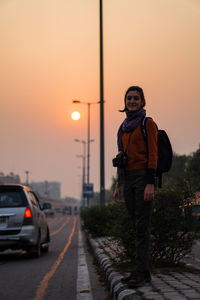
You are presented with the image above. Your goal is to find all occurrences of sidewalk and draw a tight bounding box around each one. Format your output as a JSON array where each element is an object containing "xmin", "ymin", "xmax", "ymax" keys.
[{"xmin": 88, "ymin": 236, "xmax": 200, "ymax": 300}]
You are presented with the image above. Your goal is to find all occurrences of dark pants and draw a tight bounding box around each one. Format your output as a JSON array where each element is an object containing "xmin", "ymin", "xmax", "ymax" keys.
[{"xmin": 123, "ymin": 169, "xmax": 153, "ymax": 273}]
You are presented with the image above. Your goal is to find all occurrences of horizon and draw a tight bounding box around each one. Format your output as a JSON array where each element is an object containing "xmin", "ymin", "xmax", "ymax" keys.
[{"xmin": 0, "ymin": 0, "xmax": 200, "ymax": 199}]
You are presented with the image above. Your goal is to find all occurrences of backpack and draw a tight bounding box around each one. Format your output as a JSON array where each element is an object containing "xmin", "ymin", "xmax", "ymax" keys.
[{"xmin": 141, "ymin": 117, "xmax": 173, "ymax": 188}]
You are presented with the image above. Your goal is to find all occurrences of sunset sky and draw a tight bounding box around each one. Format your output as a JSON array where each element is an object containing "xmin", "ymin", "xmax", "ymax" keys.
[{"xmin": 0, "ymin": 0, "xmax": 200, "ymax": 199}]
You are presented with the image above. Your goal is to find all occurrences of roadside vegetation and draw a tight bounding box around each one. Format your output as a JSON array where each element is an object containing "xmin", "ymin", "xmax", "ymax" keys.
[{"xmin": 81, "ymin": 145, "xmax": 200, "ymax": 268}]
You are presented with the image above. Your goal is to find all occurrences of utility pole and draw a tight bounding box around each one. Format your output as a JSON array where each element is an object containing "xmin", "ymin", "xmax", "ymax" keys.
[
  {"xmin": 99, "ymin": 0, "xmax": 105, "ymax": 205},
  {"xmin": 25, "ymin": 170, "xmax": 29, "ymax": 186}
]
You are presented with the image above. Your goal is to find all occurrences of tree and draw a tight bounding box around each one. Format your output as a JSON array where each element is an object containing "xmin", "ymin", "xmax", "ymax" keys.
[
  {"xmin": 163, "ymin": 153, "xmax": 188, "ymax": 187},
  {"xmin": 185, "ymin": 145, "xmax": 200, "ymax": 191}
]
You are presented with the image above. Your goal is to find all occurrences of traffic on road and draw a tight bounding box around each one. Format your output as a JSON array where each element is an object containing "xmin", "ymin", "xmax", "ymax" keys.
[{"xmin": 0, "ymin": 210, "xmax": 80, "ymax": 300}]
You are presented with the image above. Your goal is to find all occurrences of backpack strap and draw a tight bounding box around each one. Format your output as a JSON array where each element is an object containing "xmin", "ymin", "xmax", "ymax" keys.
[
  {"xmin": 141, "ymin": 117, "xmax": 152, "ymax": 140},
  {"xmin": 141, "ymin": 117, "xmax": 151, "ymax": 168},
  {"xmin": 141, "ymin": 117, "xmax": 162, "ymax": 187}
]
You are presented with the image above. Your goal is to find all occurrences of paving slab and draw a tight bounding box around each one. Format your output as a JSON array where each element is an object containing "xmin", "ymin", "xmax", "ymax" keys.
[{"xmin": 87, "ymin": 235, "xmax": 200, "ymax": 300}]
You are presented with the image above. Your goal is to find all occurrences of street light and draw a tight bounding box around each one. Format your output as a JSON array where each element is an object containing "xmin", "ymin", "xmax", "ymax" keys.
[
  {"xmin": 76, "ymin": 154, "xmax": 85, "ymax": 206},
  {"xmin": 75, "ymin": 139, "xmax": 86, "ymax": 188},
  {"xmin": 99, "ymin": 0, "xmax": 105, "ymax": 205},
  {"xmin": 72, "ymin": 1, "xmax": 105, "ymax": 206},
  {"xmin": 72, "ymin": 100, "xmax": 98, "ymax": 200},
  {"xmin": 75, "ymin": 138, "xmax": 95, "ymax": 208},
  {"xmin": 25, "ymin": 170, "xmax": 30, "ymax": 186}
]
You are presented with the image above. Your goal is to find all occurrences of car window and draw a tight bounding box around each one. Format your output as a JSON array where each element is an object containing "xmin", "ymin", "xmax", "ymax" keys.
[
  {"xmin": 0, "ymin": 191, "xmax": 27, "ymax": 208},
  {"xmin": 28, "ymin": 192, "xmax": 41, "ymax": 209},
  {"xmin": 32, "ymin": 192, "xmax": 42, "ymax": 209},
  {"xmin": 43, "ymin": 203, "xmax": 52, "ymax": 209}
]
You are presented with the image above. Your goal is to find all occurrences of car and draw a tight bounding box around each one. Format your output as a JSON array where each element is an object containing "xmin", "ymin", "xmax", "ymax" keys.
[
  {"xmin": 0, "ymin": 184, "xmax": 50, "ymax": 257},
  {"xmin": 42, "ymin": 202, "xmax": 55, "ymax": 217},
  {"xmin": 62, "ymin": 206, "xmax": 72, "ymax": 215}
]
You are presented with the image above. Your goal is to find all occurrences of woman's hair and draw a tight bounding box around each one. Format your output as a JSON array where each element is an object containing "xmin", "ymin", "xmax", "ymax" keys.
[{"xmin": 120, "ymin": 85, "xmax": 146, "ymax": 112}]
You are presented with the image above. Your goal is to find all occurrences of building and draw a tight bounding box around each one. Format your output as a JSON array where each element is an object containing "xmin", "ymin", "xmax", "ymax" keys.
[
  {"xmin": 30, "ymin": 181, "xmax": 61, "ymax": 200},
  {"xmin": 0, "ymin": 172, "xmax": 21, "ymax": 184}
]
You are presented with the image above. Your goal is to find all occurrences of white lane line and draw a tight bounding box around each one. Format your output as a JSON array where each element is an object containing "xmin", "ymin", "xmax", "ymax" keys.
[
  {"xmin": 187, "ymin": 254, "xmax": 200, "ymax": 263},
  {"xmin": 76, "ymin": 227, "xmax": 93, "ymax": 300}
]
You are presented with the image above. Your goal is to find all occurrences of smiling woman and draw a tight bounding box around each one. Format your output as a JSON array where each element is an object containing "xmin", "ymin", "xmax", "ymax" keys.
[{"xmin": 72, "ymin": 111, "xmax": 80, "ymax": 121}]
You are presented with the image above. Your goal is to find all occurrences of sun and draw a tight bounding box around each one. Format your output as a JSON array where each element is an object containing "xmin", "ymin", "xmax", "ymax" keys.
[{"xmin": 72, "ymin": 111, "xmax": 80, "ymax": 121}]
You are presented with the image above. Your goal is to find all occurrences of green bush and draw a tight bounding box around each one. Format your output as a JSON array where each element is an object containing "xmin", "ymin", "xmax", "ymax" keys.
[
  {"xmin": 80, "ymin": 205, "xmax": 109, "ymax": 237},
  {"xmin": 151, "ymin": 187, "xmax": 199, "ymax": 266},
  {"xmin": 81, "ymin": 187, "xmax": 200, "ymax": 267}
]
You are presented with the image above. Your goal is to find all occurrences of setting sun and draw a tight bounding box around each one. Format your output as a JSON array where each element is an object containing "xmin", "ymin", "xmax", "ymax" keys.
[{"xmin": 72, "ymin": 111, "xmax": 80, "ymax": 121}]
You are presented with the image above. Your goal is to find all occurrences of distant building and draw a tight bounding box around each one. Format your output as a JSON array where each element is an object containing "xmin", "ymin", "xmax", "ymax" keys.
[
  {"xmin": 0, "ymin": 172, "xmax": 21, "ymax": 184},
  {"xmin": 30, "ymin": 181, "xmax": 61, "ymax": 200}
]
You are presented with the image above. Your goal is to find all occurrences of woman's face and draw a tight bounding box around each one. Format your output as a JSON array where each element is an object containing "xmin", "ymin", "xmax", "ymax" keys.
[{"xmin": 125, "ymin": 90, "xmax": 144, "ymax": 112}]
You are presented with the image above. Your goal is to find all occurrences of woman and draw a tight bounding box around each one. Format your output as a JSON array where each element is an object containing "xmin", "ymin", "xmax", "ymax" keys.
[{"xmin": 113, "ymin": 86, "xmax": 158, "ymax": 287}]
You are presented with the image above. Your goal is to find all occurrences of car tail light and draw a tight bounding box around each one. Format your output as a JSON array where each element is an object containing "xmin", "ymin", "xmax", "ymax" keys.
[{"xmin": 23, "ymin": 207, "xmax": 33, "ymax": 225}]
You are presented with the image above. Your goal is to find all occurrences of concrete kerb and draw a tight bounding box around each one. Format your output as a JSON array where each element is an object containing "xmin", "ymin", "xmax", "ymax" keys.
[
  {"xmin": 87, "ymin": 235, "xmax": 141, "ymax": 300},
  {"xmin": 85, "ymin": 232, "xmax": 200, "ymax": 300},
  {"xmin": 117, "ymin": 289, "xmax": 140, "ymax": 300}
]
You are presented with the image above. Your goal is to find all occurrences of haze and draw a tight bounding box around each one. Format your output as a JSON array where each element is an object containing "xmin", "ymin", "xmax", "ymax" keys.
[{"xmin": 0, "ymin": 0, "xmax": 200, "ymax": 198}]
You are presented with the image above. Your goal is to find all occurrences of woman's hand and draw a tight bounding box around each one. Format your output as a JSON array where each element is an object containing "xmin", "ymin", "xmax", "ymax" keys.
[
  {"xmin": 144, "ymin": 184, "xmax": 154, "ymax": 201},
  {"xmin": 113, "ymin": 182, "xmax": 121, "ymax": 203}
]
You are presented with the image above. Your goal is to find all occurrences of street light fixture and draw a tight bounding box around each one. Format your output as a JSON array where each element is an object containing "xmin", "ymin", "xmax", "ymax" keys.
[
  {"xmin": 25, "ymin": 170, "xmax": 30, "ymax": 186},
  {"xmin": 75, "ymin": 139, "xmax": 86, "ymax": 195},
  {"xmin": 76, "ymin": 154, "xmax": 85, "ymax": 206},
  {"xmin": 75, "ymin": 138, "xmax": 94, "ymax": 207},
  {"xmin": 72, "ymin": 1, "xmax": 105, "ymax": 205},
  {"xmin": 72, "ymin": 100, "xmax": 99, "ymax": 204}
]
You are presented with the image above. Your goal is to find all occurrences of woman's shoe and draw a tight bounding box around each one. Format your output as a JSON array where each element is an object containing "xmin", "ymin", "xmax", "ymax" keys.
[
  {"xmin": 144, "ymin": 270, "xmax": 151, "ymax": 283},
  {"xmin": 127, "ymin": 272, "xmax": 146, "ymax": 288},
  {"xmin": 121, "ymin": 273, "xmax": 133, "ymax": 283},
  {"xmin": 121, "ymin": 270, "xmax": 151, "ymax": 284}
]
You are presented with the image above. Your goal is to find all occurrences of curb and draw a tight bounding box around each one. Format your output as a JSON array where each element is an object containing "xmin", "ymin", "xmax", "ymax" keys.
[{"xmin": 87, "ymin": 236, "xmax": 141, "ymax": 300}]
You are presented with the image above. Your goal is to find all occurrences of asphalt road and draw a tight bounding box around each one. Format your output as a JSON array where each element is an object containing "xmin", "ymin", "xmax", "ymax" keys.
[
  {"xmin": 184, "ymin": 240, "xmax": 200, "ymax": 269},
  {"xmin": 0, "ymin": 214, "xmax": 110, "ymax": 300}
]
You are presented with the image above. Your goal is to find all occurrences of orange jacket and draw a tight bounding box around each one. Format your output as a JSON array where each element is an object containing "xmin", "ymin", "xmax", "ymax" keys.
[{"xmin": 122, "ymin": 118, "xmax": 158, "ymax": 171}]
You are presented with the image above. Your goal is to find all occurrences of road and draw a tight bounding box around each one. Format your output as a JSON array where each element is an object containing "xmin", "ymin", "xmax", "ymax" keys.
[
  {"xmin": 184, "ymin": 240, "xmax": 200, "ymax": 270},
  {"xmin": 0, "ymin": 214, "xmax": 110, "ymax": 300}
]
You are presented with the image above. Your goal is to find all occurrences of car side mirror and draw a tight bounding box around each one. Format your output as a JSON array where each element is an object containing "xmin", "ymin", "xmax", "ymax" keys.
[{"xmin": 42, "ymin": 202, "xmax": 52, "ymax": 210}]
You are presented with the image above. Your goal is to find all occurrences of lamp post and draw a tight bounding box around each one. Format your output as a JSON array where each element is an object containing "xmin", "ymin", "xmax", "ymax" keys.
[
  {"xmin": 76, "ymin": 155, "xmax": 85, "ymax": 206},
  {"xmin": 71, "ymin": 1, "xmax": 105, "ymax": 205},
  {"xmin": 25, "ymin": 170, "xmax": 29, "ymax": 186},
  {"xmin": 75, "ymin": 139, "xmax": 86, "ymax": 188},
  {"xmin": 75, "ymin": 138, "xmax": 94, "ymax": 208},
  {"xmin": 99, "ymin": 0, "xmax": 105, "ymax": 205},
  {"xmin": 75, "ymin": 139, "xmax": 89, "ymax": 207},
  {"xmin": 73, "ymin": 100, "xmax": 98, "ymax": 206}
]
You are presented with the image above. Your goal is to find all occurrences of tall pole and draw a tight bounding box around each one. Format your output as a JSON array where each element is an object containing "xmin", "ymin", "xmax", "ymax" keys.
[
  {"xmin": 82, "ymin": 141, "xmax": 86, "ymax": 188},
  {"xmin": 75, "ymin": 139, "xmax": 86, "ymax": 207},
  {"xmin": 72, "ymin": 100, "xmax": 97, "ymax": 206},
  {"xmin": 87, "ymin": 103, "xmax": 90, "ymax": 184},
  {"xmin": 87, "ymin": 104, "xmax": 90, "ymax": 208},
  {"xmin": 25, "ymin": 170, "xmax": 29, "ymax": 186},
  {"xmin": 99, "ymin": 0, "xmax": 105, "ymax": 205},
  {"xmin": 82, "ymin": 142, "xmax": 86, "ymax": 208}
]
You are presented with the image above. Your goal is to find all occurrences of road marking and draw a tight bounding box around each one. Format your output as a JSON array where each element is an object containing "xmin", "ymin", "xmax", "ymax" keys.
[
  {"xmin": 33, "ymin": 216, "xmax": 78, "ymax": 300},
  {"xmin": 50, "ymin": 216, "xmax": 70, "ymax": 236},
  {"xmin": 76, "ymin": 227, "xmax": 93, "ymax": 300},
  {"xmin": 196, "ymin": 240, "xmax": 200, "ymax": 246},
  {"xmin": 187, "ymin": 254, "xmax": 200, "ymax": 263}
]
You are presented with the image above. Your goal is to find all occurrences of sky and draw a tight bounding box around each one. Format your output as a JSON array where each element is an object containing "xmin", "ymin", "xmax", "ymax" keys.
[{"xmin": 0, "ymin": 0, "xmax": 200, "ymax": 199}]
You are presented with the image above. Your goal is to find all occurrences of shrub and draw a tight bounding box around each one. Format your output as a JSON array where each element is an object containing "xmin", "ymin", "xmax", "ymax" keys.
[
  {"xmin": 81, "ymin": 187, "xmax": 200, "ymax": 267},
  {"xmin": 80, "ymin": 205, "xmax": 109, "ymax": 237},
  {"xmin": 151, "ymin": 187, "xmax": 199, "ymax": 266}
]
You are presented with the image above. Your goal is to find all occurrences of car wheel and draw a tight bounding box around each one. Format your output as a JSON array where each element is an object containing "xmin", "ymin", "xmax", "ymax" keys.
[
  {"xmin": 41, "ymin": 243, "xmax": 49, "ymax": 253},
  {"xmin": 41, "ymin": 227, "xmax": 50, "ymax": 253},
  {"xmin": 30, "ymin": 232, "xmax": 41, "ymax": 258}
]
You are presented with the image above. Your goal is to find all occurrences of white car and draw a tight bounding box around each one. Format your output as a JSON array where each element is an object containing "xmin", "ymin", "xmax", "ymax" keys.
[{"xmin": 0, "ymin": 184, "xmax": 50, "ymax": 257}]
